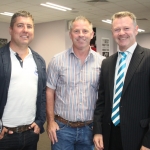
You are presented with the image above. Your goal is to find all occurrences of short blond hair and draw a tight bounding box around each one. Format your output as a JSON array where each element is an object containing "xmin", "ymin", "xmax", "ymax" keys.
[
  {"xmin": 10, "ymin": 10, "xmax": 34, "ymax": 28},
  {"xmin": 111, "ymin": 11, "xmax": 137, "ymax": 26},
  {"xmin": 69, "ymin": 16, "xmax": 93, "ymax": 31}
]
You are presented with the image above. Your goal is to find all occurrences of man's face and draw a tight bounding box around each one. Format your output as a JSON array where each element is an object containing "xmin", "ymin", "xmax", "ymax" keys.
[
  {"xmin": 69, "ymin": 20, "xmax": 94, "ymax": 51},
  {"xmin": 9, "ymin": 16, "xmax": 34, "ymax": 47},
  {"xmin": 112, "ymin": 16, "xmax": 138, "ymax": 51}
]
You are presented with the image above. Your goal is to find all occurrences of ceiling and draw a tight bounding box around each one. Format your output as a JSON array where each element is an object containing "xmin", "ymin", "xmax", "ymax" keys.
[{"xmin": 0, "ymin": 0, "xmax": 150, "ymax": 33}]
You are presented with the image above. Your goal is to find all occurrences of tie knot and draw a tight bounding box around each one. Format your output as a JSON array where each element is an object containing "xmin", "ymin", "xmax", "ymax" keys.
[{"xmin": 120, "ymin": 52, "xmax": 128, "ymax": 59}]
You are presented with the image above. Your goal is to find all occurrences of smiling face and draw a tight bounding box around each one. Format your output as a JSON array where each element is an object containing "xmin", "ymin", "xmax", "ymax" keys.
[
  {"xmin": 9, "ymin": 16, "xmax": 34, "ymax": 48},
  {"xmin": 69, "ymin": 19, "xmax": 94, "ymax": 51},
  {"xmin": 112, "ymin": 16, "xmax": 138, "ymax": 51}
]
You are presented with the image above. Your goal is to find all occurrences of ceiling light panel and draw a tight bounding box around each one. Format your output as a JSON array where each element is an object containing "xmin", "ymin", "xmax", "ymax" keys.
[
  {"xmin": 0, "ymin": 12, "xmax": 14, "ymax": 16},
  {"xmin": 40, "ymin": 2, "xmax": 72, "ymax": 11},
  {"xmin": 40, "ymin": 4, "xmax": 66, "ymax": 11},
  {"xmin": 46, "ymin": 2, "xmax": 72, "ymax": 10}
]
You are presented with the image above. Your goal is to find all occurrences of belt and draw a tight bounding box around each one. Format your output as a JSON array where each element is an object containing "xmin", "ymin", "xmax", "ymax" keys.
[
  {"xmin": 4, "ymin": 124, "xmax": 31, "ymax": 133},
  {"xmin": 55, "ymin": 115, "xmax": 93, "ymax": 128}
]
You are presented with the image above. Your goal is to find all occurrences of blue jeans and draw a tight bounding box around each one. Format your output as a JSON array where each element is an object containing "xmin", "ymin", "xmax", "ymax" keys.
[
  {"xmin": 51, "ymin": 120, "xmax": 94, "ymax": 150},
  {"xmin": 0, "ymin": 129, "xmax": 39, "ymax": 150}
]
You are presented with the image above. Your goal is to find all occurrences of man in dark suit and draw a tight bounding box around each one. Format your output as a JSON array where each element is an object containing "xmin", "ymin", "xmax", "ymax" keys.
[{"xmin": 93, "ymin": 11, "xmax": 150, "ymax": 150}]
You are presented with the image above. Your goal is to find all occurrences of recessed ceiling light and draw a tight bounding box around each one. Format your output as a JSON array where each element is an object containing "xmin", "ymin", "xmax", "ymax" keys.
[
  {"xmin": 40, "ymin": 2, "xmax": 72, "ymax": 11},
  {"xmin": 102, "ymin": 19, "xmax": 145, "ymax": 32},
  {"xmin": 46, "ymin": 2, "xmax": 72, "ymax": 10},
  {"xmin": 0, "ymin": 12, "xmax": 14, "ymax": 16},
  {"xmin": 102, "ymin": 19, "xmax": 111, "ymax": 24}
]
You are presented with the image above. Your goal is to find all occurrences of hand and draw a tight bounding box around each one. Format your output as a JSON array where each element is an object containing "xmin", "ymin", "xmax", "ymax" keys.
[
  {"xmin": 0, "ymin": 127, "xmax": 13, "ymax": 140},
  {"xmin": 29, "ymin": 122, "xmax": 40, "ymax": 134},
  {"xmin": 140, "ymin": 146, "xmax": 150, "ymax": 150},
  {"xmin": 93, "ymin": 134, "xmax": 104, "ymax": 150},
  {"xmin": 47, "ymin": 121, "xmax": 59, "ymax": 144}
]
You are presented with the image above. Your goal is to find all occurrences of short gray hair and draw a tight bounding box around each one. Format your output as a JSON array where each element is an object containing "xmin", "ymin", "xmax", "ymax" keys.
[{"xmin": 69, "ymin": 16, "xmax": 93, "ymax": 31}]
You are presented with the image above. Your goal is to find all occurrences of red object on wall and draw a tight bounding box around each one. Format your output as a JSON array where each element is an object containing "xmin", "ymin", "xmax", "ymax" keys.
[{"xmin": 91, "ymin": 45, "xmax": 97, "ymax": 51}]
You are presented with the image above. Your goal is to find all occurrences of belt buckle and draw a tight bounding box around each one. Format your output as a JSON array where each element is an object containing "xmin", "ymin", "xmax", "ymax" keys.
[
  {"xmin": 15, "ymin": 127, "xmax": 21, "ymax": 133},
  {"xmin": 77, "ymin": 121, "xmax": 83, "ymax": 127}
]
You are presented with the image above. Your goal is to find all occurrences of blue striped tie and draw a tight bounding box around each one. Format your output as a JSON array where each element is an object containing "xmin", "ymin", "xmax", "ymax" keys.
[{"xmin": 111, "ymin": 52, "xmax": 128, "ymax": 126}]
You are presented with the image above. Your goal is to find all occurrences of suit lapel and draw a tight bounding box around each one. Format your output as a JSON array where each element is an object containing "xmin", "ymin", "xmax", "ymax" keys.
[
  {"xmin": 122, "ymin": 45, "xmax": 144, "ymax": 97},
  {"xmin": 109, "ymin": 53, "xmax": 118, "ymax": 104}
]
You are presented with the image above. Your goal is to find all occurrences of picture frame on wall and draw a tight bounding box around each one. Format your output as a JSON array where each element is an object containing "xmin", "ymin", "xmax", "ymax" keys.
[
  {"xmin": 101, "ymin": 37, "xmax": 110, "ymax": 57},
  {"xmin": 102, "ymin": 52, "xmax": 109, "ymax": 57},
  {"xmin": 0, "ymin": 38, "xmax": 7, "ymax": 48}
]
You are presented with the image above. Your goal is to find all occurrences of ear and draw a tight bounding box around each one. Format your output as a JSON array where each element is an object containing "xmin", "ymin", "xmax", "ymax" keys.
[
  {"xmin": 135, "ymin": 25, "xmax": 139, "ymax": 35},
  {"xmin": 90, "ymin": 31, "xmax": 94, "ymax": 40}
]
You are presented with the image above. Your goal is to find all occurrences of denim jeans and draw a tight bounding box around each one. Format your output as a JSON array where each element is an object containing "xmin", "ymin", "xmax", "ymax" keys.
[
  {"xmin": 51, "ymin": 120, "xmax": 94, "ymax": 150},
  {"xmin": 0, "ymin": 129, "xmax": 39, "ymax": 150}
]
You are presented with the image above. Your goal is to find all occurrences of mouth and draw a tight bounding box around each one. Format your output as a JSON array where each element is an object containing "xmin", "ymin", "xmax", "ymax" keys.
[
  {"xmin": 77, "ymin": 38, "xmax": 85, "ymax": 42},
  {"xmin": 118, "ymin": 37, "xmax": 128, "ymax": 41},
  {"xmin": 21, "ymin": 35, "xmax": 29, "ymax": 39}
]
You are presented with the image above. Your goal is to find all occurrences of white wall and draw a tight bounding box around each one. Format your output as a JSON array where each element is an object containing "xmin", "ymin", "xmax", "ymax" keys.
[
  {"xmin": 0, "ymin": 22, "xmax": 11, "ymax": 42},
  {"xmin": 30, "ymin": 20, "xmax": 68, "ymax": 66},
  {"xmin": 65, "ymin": 30, "xmax": 72, "ymax": 50},
  {"xmin": 137, "ymin": 33, "xmax": 150, "ymax": 49}
]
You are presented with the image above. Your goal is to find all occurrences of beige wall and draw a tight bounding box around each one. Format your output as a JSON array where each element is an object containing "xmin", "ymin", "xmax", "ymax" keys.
[
  {"xmin": 30, "ymin": 20, "xmax": 70, "ymax": 66},
  {"xmin": 0, "ymin": 22, "xmax": 11, "ymax": 42},
  {"xmin": 137, "ymin": 33, "xmax": 150, "ymax": 49}
]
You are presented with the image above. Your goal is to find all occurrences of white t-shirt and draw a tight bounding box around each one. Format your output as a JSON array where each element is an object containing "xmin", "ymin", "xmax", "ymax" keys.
[{"xmin": 2, "ymin": 48, "xmax": 38, "ymax": 127}]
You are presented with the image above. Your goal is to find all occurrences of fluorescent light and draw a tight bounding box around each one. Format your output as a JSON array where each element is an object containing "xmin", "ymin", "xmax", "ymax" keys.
[
  {"xmin": 0, "ymin": 12, "xmax": 14, "ymax": 16},
  {"xmin": 138, "ymin": 29, "xmax": 145, "ymax": 32},
  {"xmin": 41, "ymin": 3, "xmax": 66, "ymax": 11},
  {"xmin": 102, "ymin": 19, "xmax": 112, "ymax": 24},
  {"xmin": 40, "ymin": 2, "xmax": 72, "ymax": 11},
  {"xmin": 102, "ymin": 19, "xmax": 145, "ymax": 32},
  {"xmin": 46, "ymin": 2, "xmax": 72, "ymax": 10}
]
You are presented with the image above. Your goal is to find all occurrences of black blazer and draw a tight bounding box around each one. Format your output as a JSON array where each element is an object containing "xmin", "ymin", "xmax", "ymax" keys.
[
  {"xmin": 93, "ymin": 44, "xmax": 150, "ymax": 150},
  {"xmin": 0, "ymin": 43, "xmax": 46, "ymax": 133}
]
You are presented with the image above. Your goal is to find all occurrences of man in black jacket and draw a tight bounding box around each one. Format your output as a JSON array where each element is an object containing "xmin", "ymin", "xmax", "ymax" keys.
[
  {"xmin": 0, "ymin": 11, "xmax": 46, "ymax": 150},
  {"xmin": 93, "ymin": 11, "xmax": 150, "ymax": 150}
]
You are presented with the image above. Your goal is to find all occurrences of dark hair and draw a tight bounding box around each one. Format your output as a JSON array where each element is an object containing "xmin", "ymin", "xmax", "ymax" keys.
[{"xmin": 10, "ymin": 10, "xmax": 34, "ymax": 28}]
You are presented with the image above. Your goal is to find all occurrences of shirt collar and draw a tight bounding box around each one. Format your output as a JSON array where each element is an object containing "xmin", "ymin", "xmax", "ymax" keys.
[
  {"xmin": 9, "ymin": 47, "xmax": 32, "ymax": 56},
  {"xmin": 69, "ymin": 47, "xmax": 94, "ymax": 58},
  {"xmin": 118, "ymin": 42, "xmax": 137, "ymax": 54}
]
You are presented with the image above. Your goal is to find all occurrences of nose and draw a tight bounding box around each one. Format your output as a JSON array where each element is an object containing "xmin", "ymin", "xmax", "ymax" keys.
[
  {"xmin": 79, "ymin": 31, "xmax": 84, "ymax": 36},
  {"xmin": 118, "ymin": 29, "xmax": 125, "ymax": 35},
  {"xmin": 23, "ymin": 26, "xmax": 28, "ymax": 32}
]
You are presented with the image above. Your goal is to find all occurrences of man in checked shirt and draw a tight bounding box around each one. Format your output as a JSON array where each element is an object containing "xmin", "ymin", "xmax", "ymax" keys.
[{"xmin": 46, "ymin": 16, "xmax": 105, "ymax": 150}]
